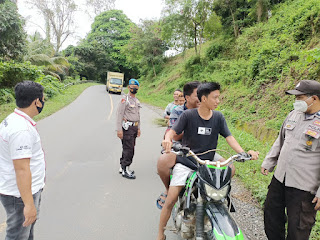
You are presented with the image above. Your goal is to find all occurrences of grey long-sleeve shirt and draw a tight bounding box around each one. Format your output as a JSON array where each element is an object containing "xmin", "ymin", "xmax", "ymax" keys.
[
  {"xmin": 262, "ymin": 110, "xmax": 320, "ymax": 197},
  {"xmin": 116, "ymin": 94, "xmax": 141, "ymax": 131}
]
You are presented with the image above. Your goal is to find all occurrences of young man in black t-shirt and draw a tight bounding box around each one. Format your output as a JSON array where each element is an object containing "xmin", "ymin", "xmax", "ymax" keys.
[{"xmin": 156, "ymin": 82, "xmax": 259, "ymax": 240}]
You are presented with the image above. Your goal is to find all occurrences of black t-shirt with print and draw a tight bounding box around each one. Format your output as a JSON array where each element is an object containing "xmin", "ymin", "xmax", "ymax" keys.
[{"xmin": 172, "ymin": 108, "xmax": 231, "ymax": 168}]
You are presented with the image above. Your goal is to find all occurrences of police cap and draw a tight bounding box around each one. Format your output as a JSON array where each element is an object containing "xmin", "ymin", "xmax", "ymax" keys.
[{"xmin": 286, "ymin": 80, "xmax": 320, "ymax": 95}]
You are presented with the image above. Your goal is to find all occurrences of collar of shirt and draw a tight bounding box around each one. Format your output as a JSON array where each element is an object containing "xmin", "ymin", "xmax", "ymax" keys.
[{"xmin": 14, "ymin": 108, "xmax": 36, "ymax": 126}]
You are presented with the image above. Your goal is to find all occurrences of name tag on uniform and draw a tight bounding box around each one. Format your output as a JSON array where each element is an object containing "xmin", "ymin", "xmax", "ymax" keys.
[
  {"xmin": 198, "ymin": 127, "xmax": 212, "ymax": 135},
  {"xmin": 304, "ymin": 129, "xmax": 320, "ymax": 139},
  {"xmin": 313, "ymin": 120, "xmax": 320, "ymax": 126}
]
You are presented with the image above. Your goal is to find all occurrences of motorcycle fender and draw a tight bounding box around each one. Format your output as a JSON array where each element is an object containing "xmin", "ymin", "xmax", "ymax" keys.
[
  {"xmin": 205, "ymin": 202, "xmax": 245, "ymax": 240},
  {"xmin": 185, "ymin": 171, "xmax": 198, "ymax": 208}
]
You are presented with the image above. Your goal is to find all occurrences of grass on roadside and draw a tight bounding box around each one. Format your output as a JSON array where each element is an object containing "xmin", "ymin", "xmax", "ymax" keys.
[{"xmin": 0, "ymin": 82, "xmax": 99, "ymax": 123}]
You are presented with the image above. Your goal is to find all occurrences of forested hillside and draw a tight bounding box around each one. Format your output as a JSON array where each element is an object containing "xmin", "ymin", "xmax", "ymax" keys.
[{"xmin": 138, "ymin": 0, "xmax": 320, "ymax": 143}]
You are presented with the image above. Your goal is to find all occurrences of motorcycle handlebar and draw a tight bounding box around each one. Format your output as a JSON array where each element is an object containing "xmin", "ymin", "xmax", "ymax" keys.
[{"xmin": 171, "ymin": 143, "xmax": 252, "ymax": 167}]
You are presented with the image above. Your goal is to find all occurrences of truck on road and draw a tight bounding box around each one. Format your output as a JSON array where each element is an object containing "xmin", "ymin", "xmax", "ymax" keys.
[{"xmin": 106, "ymin": 72, "xmax": 124, "ymax": 94}]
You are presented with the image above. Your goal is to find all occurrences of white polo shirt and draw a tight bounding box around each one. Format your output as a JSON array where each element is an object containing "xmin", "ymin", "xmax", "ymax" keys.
[{"xmin": 0, "ymin": 109, "xmax": 45, "ymax": 197}]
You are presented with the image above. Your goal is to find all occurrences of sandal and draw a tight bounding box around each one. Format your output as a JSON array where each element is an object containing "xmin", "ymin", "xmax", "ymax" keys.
[{"xmin": 156, "ymin": 193, "xmax": 167, "ymax": 210}]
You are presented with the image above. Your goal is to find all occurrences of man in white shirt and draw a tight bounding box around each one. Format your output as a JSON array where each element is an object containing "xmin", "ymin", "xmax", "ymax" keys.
[{"xmin": 0, "ymin": 81, "xmax": 46, "ymax": 240}]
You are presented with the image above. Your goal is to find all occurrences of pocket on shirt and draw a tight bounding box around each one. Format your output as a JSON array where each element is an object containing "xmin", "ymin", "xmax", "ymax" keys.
[
  {"xmin": 284, "ymin": 124, "xmax": 296, "ymax": 142},
  {"xmin": 299, "ymin": 134, "xmax": 319, "ymax": 151}
]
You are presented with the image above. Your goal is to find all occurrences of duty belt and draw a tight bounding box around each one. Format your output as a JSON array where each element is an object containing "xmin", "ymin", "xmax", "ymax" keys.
[
  {"xmin": 123, "ymin": 119, "xmax": 139, "ymax": 128},
  {"xmin": 128, "ymin": 121, "xmax": 139, "ymax": 127}
]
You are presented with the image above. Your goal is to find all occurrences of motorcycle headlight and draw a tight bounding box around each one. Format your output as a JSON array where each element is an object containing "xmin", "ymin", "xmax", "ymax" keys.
[{"xmin": 205, "ymin": 184, "xmax": 229, "ymax": 201}]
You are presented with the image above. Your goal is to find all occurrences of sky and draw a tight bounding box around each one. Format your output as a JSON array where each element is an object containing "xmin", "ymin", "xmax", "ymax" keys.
[{"xmin": 17, "ymin": 0, "xmax": 165, "ymax": 49}]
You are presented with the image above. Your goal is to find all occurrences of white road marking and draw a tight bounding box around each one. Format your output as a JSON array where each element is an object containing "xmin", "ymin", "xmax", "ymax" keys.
[{"xmin": 107, "ymin": 93, "xmax": 114, "ymax": 121}]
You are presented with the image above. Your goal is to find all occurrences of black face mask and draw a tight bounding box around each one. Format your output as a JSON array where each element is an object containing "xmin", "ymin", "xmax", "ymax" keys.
[
  {"xmin": 130, "ymin": 88, "xmax": 138, "ymax": 94},
  {"xmin": 36, "ymin": 99, "xmax": 45, "ymax": 114}
]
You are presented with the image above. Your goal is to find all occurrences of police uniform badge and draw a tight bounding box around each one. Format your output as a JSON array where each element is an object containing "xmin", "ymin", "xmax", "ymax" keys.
[{"xmin": 303, "ymin": 126, "xmax": 320, "ymax": 151}]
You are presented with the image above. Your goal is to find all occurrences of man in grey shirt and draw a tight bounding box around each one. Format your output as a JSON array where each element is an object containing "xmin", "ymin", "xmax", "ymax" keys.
[{"xmin": 261, "ymin": 80, "xmax": 320, "ymax": 240}]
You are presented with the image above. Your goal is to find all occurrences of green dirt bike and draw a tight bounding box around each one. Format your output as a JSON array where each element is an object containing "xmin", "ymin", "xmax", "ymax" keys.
[{"xmin": 170, "ymin": 143, "xmax": 251, "ymax": 240}]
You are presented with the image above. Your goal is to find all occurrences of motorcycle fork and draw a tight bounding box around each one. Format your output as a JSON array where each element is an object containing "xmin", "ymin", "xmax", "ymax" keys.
[{"xmin": 195, "ymin": 185, "xmax": 205, "ymax": 240}]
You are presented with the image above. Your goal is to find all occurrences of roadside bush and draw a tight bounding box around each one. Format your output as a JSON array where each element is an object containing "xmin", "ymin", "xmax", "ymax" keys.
[
  {"xmin": 184, "ymin": 55, "xmax": 202, "ymax": 78},
  {"xmin": 0, "ymin": 88, "xmax": 14, "ymax": 104},
  {"xmin": 35, "ymin": 75, "xmax": 64, "ymax": 99},
  {"xmin": 0, "ymin": 60, "xmax": 43, "ymax": 88}
]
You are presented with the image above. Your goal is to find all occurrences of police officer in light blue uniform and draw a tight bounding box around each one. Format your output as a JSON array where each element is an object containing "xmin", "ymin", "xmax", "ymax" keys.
[{"xmin": 116, "ymin": 79, "xmax": 141, "ymax": 179}]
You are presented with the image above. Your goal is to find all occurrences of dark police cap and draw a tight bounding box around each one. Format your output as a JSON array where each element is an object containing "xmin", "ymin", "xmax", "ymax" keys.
[{"xmin": 286, "ymin": 80, "xmax": 320, "ymax": 95}]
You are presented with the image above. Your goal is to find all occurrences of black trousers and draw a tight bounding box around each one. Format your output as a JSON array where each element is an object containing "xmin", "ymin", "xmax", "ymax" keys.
[
  {"xmin": 264, "ymin": 176, "xmax": 317, "ymax": 240},
  {"xmin": 120, "ymin": 125, "xmax": 138, "ymax": 168}
]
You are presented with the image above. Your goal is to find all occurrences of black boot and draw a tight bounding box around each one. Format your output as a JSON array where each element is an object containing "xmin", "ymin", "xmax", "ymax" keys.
[{"xmin": 122, "ymin": 166, "xmax": 136, "ymax": 179}]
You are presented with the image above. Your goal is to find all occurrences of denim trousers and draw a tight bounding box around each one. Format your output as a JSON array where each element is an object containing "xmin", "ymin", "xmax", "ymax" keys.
[{"xmin": 0, "ymin": 189, "xmax": 42, "ymax": 240}]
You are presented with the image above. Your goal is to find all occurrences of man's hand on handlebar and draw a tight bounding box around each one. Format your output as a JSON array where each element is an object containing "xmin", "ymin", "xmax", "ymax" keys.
[
  {"xmin": 248, "ymin": 150, "xmax": 259, "ymax": 160},
  {"xmin": 162, "ymin": 139, "xmax": 173, "ymax": 153}
]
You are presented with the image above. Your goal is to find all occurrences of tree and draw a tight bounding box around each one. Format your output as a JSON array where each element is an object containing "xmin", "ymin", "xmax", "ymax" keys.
[
  {"xmin": 248, "ymin": 0, "xmax": 270, "ymax": 22},
  {"xmin": 25, "ymin": 32, "xmax": 70, "ymax": 81},
  {"xmin": 85, "ymin": 0, "xmax": 116, "ymax": 19},
  {"xmin": 123, "ymin": 20, "xmax": 168, "ymax": 77},
  {"xmin": 0, "ymin": 0, "xmax": 26, "ymax": 60},
  {"xmin": 27, "ymin": 0, "xmax": 77, "ymax": 54},
  {"xmin": 213, "ymin": 0, "xmax": 253, "ymax": 37},
  {"xmin": 162, "ymin": 0, "xmax": 216, "ymax": 55},
  {"xmin": 86, "ymin": 10, "xmax": 136, "ymax": 81}
]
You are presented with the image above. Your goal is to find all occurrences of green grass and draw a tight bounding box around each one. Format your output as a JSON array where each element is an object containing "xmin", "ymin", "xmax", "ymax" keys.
[{"xmin": 0, "ymin": 82, "xmax": 99, "ymax": 122}]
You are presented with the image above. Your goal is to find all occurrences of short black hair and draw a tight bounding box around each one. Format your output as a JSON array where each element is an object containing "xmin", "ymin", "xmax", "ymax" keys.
[
  {"xmin": 197, "ymin": 82, "xmax": 221, "ymax": 102},
  {"xmin": 183, "ymin": 81, "xmax": 200, "ymax": 97},
  {"xmin": 174, "ymin": 89, "xmax": 182, "ymax": 93},
  {"xmin": 307, "ymin": 93, "xmax": 320, "ymax": 100},
  {"xmin": 15, "ymin": 81, "xmax": 44, "ymax": 108}
]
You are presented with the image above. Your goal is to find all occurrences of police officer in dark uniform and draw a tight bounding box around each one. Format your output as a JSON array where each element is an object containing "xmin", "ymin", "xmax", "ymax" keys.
[{"xmin": 116, "ymin": 79, "xmax": 141, "ymax": 179}]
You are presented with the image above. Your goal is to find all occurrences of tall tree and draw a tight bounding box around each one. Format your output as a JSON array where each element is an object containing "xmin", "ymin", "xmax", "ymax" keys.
[
  {"xmin": 123, "ymin": 20, "xmax": 167, "ymax": 77},
  {"xmin": 0, "ymin": 0, "xmax": 26, "ymax": 60},
  {"xmin": 163, "ymin": 0, "xmax": 216, "ymax": 55},
  {"xmin": 27, "ymin": 0, "xmax": 77, "ymax": 54},
  {"xmin": 85, "ymin": 0, "xmax": 116, "ymax": 19},
  {"xmin": 248, "ymin": 0, "xmax": 270, "ymax": 22},
  {"xmin": 87, "ymin": 10, "xmax": 135, "ymax": 79}
]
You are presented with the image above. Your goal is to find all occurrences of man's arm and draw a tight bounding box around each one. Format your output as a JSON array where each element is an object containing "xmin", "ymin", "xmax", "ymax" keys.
[
  {"xmin": 312, "ymin": 187, "xmax": 320, "ymax": 211},
  {"xmin": 13, "ymin": 158, "xmax": 37, "ymax": 227},
  {"xmin": 163, "ymin": 103, "xmax": 171, "ymax": 119},
  {"xmin": 225, "ymin": 136, "xmax": 259, "ymax": 160},
  {"xmin": 116, "ymin": 98, "xmax": 126, "ymax": 139},
  {"xmin": 260, "ymin": 116, "xmax": 288, "ymax": 175},
  {"xmin": 162, "ymin": 129, "xmax": 177, "ymax": 153}
]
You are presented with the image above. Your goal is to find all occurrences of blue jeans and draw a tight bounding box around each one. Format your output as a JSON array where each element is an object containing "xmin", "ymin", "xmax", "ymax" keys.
[{"xmin": 0, "ymin": 189, "xmax": 42, "ymax": 240}]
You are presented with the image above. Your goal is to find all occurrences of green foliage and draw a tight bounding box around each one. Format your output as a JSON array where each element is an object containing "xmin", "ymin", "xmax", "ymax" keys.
[
  {"xmin": 68, "ymin": 10, "xmax": 138, "ymax": 82},
  {"xmin": 35, "ymin": 75, "xmax": 64, "ymax": 98},
  {"xmin": 0, "ymin": 88, "xmax": 14, "ymax": 105},
  {"xmin": 162, "ymin": 0, "xmax": 217, "ymax": 54},
  {"xmin": 184, "ymin": 55, "xmax": 202, "ymax": 78},
  {"xmin": 0, "ymin": 0, "xmax": 26, "ymax": 60},
  {"xmin": 0, "ymin": 60, "xmax": 43, "ymax": 88},
  {"xmin": 122, "ymin": 20, "xmax": 167, "ymax": 77}
]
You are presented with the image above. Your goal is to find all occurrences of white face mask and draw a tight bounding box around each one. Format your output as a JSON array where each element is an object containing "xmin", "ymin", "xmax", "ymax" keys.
[{"xmin": 293, "ymin": 97, "xmax": 313, "ymax": 112}]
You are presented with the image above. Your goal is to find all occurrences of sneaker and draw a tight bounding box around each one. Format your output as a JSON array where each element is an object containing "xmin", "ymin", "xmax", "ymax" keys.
[
  {"xmin": 122, "ymin": 167, "xmax": 136, "ymax": 179},
  {"xmin": 119, "ymin": 166, "xmax": 134, "ymax": 175}
]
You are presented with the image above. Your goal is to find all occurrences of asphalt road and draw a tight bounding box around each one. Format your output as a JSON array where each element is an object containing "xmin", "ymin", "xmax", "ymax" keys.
[{"xmin": 0, "ymin": 85, "xmax": 179, "ymax": 240}]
